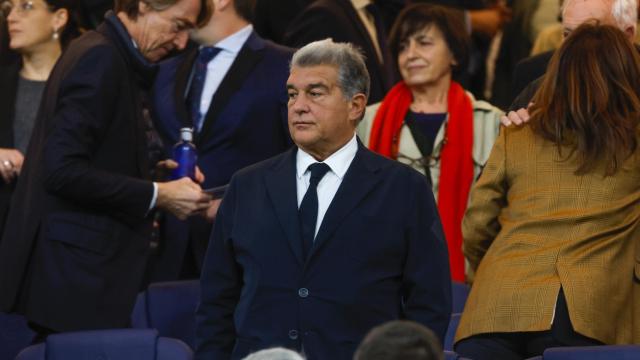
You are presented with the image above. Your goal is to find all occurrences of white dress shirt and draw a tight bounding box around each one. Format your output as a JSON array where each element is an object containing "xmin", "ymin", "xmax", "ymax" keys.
[
  {"xmin": 296, "ymin": 134, "xmax": 358, "ymax": 238},
  {"xmin": 195, "ymin": 25, "xmax": 253, "ymax": 122}
]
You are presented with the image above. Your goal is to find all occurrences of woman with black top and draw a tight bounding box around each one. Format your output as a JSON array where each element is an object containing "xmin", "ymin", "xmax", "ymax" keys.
[{"xmin": 0, "ymin": 0, "xmax": 80, "ymax": 238}]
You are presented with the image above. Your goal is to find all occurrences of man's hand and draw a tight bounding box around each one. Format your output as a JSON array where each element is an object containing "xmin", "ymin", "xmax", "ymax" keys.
[
  {"xmin": 156, "ymin": 178, "xmax": 211, "ymax": 220},
  {"xmin": 500, "ymin": 104, "xmax": 532, "ymax": 127},
  {"xmin": 470, "ymin": 3, "xmax": 512, "ymax": 38},
  {"xmin": 0, "ymin": 148, "xmax": 24, "ymax": 183},
  {"xmin": 155, "ymin": 159, "xmax": 205, "ymax": 184},
  {"xmin": 202, "ymin": 198, "xmax": 222, "ymax": 222}
]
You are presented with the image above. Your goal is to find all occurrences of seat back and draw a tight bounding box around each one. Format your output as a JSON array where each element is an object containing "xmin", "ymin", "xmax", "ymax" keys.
[
  {"xmin": 15, "ymin": 329, "xmax": 192, "ymax": 360},
  {"xmin": 543, "ymin": 345, "xmax": 640, "ymax": 359},
  {"xmin": 0, "ymin": 312, "xmax": 35, "ymax": 360},
  {"xmin": 451, "ymin": 282, "xmax": 470, "ymax": 313},
  {"xmin": 131, "ymin": 280, "xmax": 200, "ymax": 349},
  {"xmin": 444, "ymin": 313, "xmax": 461, "ymax": 351}
]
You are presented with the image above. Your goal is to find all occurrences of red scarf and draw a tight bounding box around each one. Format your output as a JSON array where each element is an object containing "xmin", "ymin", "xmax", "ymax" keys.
[{"xmin": 368, "ymin": 81, "xmax": 474, "ymax": 282}]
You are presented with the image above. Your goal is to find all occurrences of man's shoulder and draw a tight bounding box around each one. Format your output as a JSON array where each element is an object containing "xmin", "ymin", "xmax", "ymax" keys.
[
  {"xmin": 60, "ymin": 30, "xmax": 120, "ymax": 67},
  {"xmin": 514, "ymin": 50, "xmax": 554, "ymax": 76},
  {"xmin": 260, "ymin": 38, "xmax": 295, "ymax": 59},
  {"xmin": 233, "ymin": 148, "xmax": 294, "ymax": 178}
]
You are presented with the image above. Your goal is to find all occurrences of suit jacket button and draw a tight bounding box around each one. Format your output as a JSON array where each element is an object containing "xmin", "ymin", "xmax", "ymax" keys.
[
  {"xmin": 298, "ymin": 288, "xmax": 309, "ymax": 298},
  {"xmin": 288, "ymin": 329, "xmax": 299, "ymax": 340}
]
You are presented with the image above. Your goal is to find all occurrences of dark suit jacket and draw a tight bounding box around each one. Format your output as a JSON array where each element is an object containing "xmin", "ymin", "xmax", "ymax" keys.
[
  {"xmin": 510, "ymin": 50, "xmax": 553, "ymax": 105},
  {"xmin": 149, "ymin": 31, "xmax": 293, "ymax": 281},
  {"xmin": 283, "ymin": 0, "xmax": 397, "ymax": 104},
  {"xmin": 253, "ymin": 0, "xmax": 312, "ymax": 44},
  {"xmin": 195, "ymin": 143, "xmax": 452, "ymax": 360},
  {"xmin": 0, "ymin": 60, "xmax": 20, "ymax": 240},
  {"xmin": 0, "ymin": 14, "xmax": 155, "ymax": 332}
]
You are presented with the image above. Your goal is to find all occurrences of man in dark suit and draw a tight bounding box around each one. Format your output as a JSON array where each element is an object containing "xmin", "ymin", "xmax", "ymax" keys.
[
  {"xmin": 508, "ymin": 0, "xmax": 638, "ymax": 110},
  {"xmin": 283, "ymin": 0, "xmax": 398, "ymax": 104},
  {"xmin": 150, "ymin": 0, "xmax": 293, "ymax": 281},
  {"xmin": 195, "ymin": 39, "xmax": 452, "ymax": 360},
  {"xmin": 0, "ymin": 0, "xmax": 211, "ymax": 337}
]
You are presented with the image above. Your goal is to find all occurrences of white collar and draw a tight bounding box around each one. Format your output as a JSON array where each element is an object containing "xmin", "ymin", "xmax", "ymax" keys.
[
  {"xmin": 296, "ymin": 133, "xmax": 358, "ymax": 180},
  {"xmin": 203, "ymin": 24, "xmax": 253, "ymax": 55},
  {"xmin": 351, "ymin": 0, "xmax": 371, "ymax": 11}
]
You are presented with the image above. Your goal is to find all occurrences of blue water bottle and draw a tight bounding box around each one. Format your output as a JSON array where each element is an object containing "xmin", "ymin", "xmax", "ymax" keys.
[{"xmin": 171, "ymin": 127, "xmax": 197, "ymax": 180}]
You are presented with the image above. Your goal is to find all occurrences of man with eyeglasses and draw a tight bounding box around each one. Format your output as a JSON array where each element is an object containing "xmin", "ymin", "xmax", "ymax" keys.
[{"xmin": 0, "ymin": 0, "xmax": 211, "ymax": 341}]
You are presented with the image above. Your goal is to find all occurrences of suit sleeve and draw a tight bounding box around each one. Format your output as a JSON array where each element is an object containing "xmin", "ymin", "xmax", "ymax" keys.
[
  {"xmin": 42, "ymin": 45, "xmax": 153, "ymax": 219},
  {"xmin": 195, "ymin": 176, "xmax": 242, "ymax": 360},
  {"xmin": 462, "ymin": 127, "xmax": 508, "ymax": 271},
  {"xmin": 402, "ymin": 171, "xmax": 452, "ymax": 343}
]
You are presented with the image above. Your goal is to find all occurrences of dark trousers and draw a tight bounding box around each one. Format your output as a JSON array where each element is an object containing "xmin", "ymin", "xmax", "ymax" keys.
[{"xmin": 455, "ymin": 289, "xmax": 602, "ymax": 360}]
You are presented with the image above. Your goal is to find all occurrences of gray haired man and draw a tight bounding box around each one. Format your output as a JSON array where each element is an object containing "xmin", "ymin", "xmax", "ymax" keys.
[{"xmin": 195, "ymin": 39, "xmax": 451, "ymax": 360}]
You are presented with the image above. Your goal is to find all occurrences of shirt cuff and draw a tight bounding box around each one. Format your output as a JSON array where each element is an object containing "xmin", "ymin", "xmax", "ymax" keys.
[{"xmin": 148, "ymin": 182, "xmax": 158, "ymax": 212}]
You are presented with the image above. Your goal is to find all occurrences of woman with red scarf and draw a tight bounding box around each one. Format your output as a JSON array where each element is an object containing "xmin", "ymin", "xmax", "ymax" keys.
[{"xmin": 357, "ymin": 4, "xmax": 502, "ymax": 282}]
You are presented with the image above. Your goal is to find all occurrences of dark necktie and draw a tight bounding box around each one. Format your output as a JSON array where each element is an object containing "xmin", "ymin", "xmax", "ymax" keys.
[
  {"xmin": 186, "ymin": 46, "xmax": 221, "ymax": 132},
  {"xmin": 299, "ymin": 162, "xmax": 331, "ymax": 260}
]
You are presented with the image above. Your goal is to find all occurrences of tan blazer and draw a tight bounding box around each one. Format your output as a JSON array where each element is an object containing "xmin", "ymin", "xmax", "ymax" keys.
[{"xmin": 456, "ymin": 125, "xmax": 640, "ymax": 345}]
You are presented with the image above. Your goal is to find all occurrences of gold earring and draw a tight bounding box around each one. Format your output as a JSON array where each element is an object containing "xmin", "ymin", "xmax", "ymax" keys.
[{"xmin": 52, "ymin": 29, "xmax": 59, "ymax": 40}]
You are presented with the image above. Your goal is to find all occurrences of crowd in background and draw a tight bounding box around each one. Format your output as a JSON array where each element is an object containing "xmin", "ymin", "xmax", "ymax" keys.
[{"xmin": 0, "ymin": 1, "xmax": 639, "ymax": 360}]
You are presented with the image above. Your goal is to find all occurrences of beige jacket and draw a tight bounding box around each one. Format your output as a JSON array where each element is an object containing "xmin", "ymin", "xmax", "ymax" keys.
[
  {"xmin": 357, "ymin": 92, "xmax": 502, "ymax": 201},
  {"xmin": 457, "ymin": 125, "xmax": 640, "ymax": 345}
]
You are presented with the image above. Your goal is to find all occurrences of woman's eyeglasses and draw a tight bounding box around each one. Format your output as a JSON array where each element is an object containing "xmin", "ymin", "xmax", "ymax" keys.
[{"xmin": 0, "ymin": 1, "xmax": 53, "ymax": 18}]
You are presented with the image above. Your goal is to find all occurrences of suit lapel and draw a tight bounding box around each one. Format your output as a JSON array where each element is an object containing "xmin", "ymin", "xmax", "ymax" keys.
[
  {"xmin": 265, "ymin": 148, "xmax": 305, "ymax": 266},
  {"xmin": 174, "ymin": 47, "xmax": 198, "ymax": 129},
  {"xmin": 308, "ymin": 143, "xmax": 384, "ymax": 261},
  {"xmin": 196, "ymin": 32, "xmax": 265, "ymax": 147}
]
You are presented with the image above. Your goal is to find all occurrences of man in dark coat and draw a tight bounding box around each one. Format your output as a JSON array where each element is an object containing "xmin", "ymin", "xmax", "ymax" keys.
[
  {"xmin": 195, "ymin": 39, "xmax": 451, "ymax": 360},
  {"xmin": 0, "ymin": 0, "xmax": 211, "ymax": 338}
]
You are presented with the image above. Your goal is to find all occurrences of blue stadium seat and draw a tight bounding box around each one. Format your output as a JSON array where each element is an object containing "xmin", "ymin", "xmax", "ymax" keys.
[
  {"xmin": 451, "ymin": 281, "xmax": 470, "ymax": 313},
  {"xmin": 0, "ymin": 312, "xmax": 35, "ymax": 360},
  {"xmin": 131, "ymin": 280, "xmax": 200, "ymax": 349},
  {"xmin": 444, "ymin": 313, "xmax": 461, "ymax": 351},
  {"xmin": 542, "ymin": 345, "xmax": 640, "ymax": 359},
  {"xmin": 14, "ymin": 329, "xmax": 192, "ymax": 360}
]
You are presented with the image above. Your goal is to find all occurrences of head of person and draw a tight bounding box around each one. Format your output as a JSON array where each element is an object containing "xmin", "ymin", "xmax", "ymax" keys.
[
  {"xmin": 562, "ymin": 0, "xmax": 638, "ymax": 38},
  {"xmin": 1, "ymin": 0, "xmax": 81, "ymax": 55},
  {"xmin": 353, "ymin": 320, "xmax": 444, "ymax": 360},
  {"xmin": 388, "ymin": 3, "xmax": 470, "ymax": 90},
  {"xmin": 190, "ymin": 0, "xmax": 256, "ymax": 45},
  {"xmin": 242, "ymin": 347, "xmax": 304, "ymax": 360},
  {"xmin": 530, "ymin": 22, "xmax": 640, "ymax": 176},
  {"xmin": 114, "ymin": 0, "xmax": 211, "ymax": 62},
  {"xmin": 287, "ymin": 39, "xmax": 369, "ymax": 161}
]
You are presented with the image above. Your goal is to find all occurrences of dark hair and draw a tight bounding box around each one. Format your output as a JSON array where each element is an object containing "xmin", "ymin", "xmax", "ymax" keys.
[
  {"xmin": 233, "ymin": 0, "xmax": 255, "ymax": 22},
  {"xmin": 353, "ymin": 321, "xmax": 443, "ymax": 360},
  {"xmin": 114, "ymin": 0, "xmax": 211, "ymax": 27},
  {"xmin": 0, "ymin": 16, "xmax": 18, "ymax": 64},
  {"xmin": 529, "ymin": 22, "xmax": 640, "ymax": 176},
  {"xmin": 388, "ymin": 3, "xmax": 469, "ymax": 76},
  {"xmin": 45, "ymin": 0, "xmax": 82, "ymax": 49}
]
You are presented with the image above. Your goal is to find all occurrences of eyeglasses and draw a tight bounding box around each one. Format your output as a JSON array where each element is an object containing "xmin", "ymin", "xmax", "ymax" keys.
[{"xmin": 0, "ymin": 0, "xmax": 53, "ymax": 17}]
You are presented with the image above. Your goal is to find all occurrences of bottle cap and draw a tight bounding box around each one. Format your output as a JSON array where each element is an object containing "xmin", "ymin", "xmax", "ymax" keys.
[{"xmin": 179, "ymin": 127, "xmax": 193, "ymax": 142}]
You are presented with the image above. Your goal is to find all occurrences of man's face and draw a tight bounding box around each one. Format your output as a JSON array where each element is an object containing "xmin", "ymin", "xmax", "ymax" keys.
[
  {"xmin": 562, "ymin": 0, "xmax": 615, "ymax": 37},
  {"xmin": 134, "ymin": 0, "xmax": 200, "ymax": 62},
  {"xmin": 286, "ymin": 65, "xmax": 364, "ymax": 160}
]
